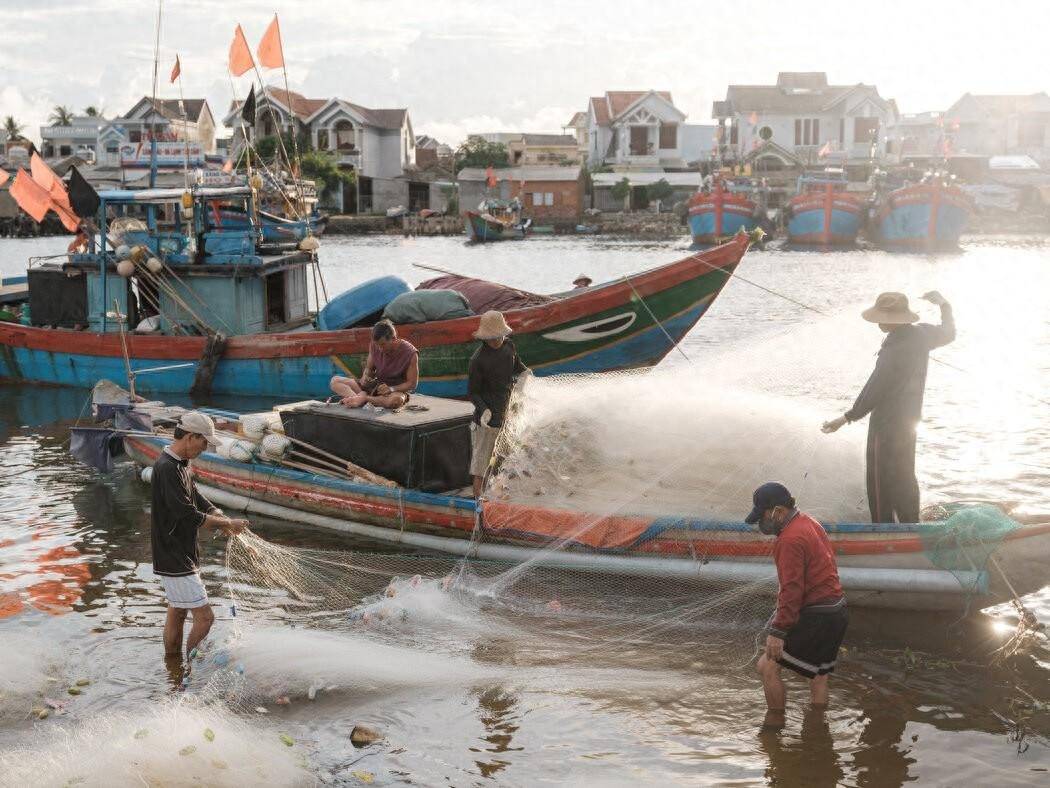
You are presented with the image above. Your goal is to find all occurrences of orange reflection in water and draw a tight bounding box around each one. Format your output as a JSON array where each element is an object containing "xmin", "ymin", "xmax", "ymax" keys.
[{"xmin": 0, "ymin": 529, "xmax": 91, "ymax": 619}]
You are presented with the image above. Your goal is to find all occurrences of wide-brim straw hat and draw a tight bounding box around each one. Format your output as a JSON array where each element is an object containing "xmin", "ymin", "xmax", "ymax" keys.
[
  {"xmin": 474, "ymin": 310, "xmax": 512, "ymax": 340},
  {"xmin": 861, "ymin": 292, "xmax": 919, "ymax": 324},
  {"xmin": 573, "ymin": 273, "xmax": 592, "ymax": 285}
]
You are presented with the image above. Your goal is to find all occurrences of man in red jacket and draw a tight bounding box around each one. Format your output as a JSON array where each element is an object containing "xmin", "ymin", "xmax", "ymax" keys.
[{"xmin": 746, "ymin": 482, "xmax": 848, "ymax": 730}]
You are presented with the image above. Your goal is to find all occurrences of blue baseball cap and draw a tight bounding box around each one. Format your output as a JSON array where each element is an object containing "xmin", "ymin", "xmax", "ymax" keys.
[{"xmin": 745, "ymin": 482, "xmax": 794, "ymax": 524}]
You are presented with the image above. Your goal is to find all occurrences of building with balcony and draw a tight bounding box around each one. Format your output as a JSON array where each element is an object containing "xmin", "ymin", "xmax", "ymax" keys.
[
  {"xmin": 40, "ymin": 98, "xmax": 216, "ymax": 167},
  {"xmin": 712, "ymin": 72, "xmax": 898, "ymax": 178},
  {"xmin": 224, "ymin": 87, "xmax": 418, "ymax": 213},
  {"xmin": 570, "ymin": 90, "xmax": 689, "ymax": 170},
  {"xmin": 458, "ymin": 165, "xmax": 585, "ymax": 222}
]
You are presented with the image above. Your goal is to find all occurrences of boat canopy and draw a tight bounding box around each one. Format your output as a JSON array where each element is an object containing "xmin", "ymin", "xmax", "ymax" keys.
[{"xmin": 96, "ymin": 186, "xmax": 254, "ymax": 204}]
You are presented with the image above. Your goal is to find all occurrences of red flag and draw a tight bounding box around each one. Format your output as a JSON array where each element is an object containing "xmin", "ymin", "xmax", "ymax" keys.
[
  {"xmin": 9, "ymin": 170, "xmax": 52, "ymax": 223},
  {"xmin": 170, "ymin": 55, "xmax": 181, "ymax": 84},
  {"xmin": 748, "ymin": 111, "xmax": 758, "ymax": 125},
  {"xmin": 228, "ymin": 24, "xmax": 255, "ymax": 76},
  {"xmin": 0, "ymin": 169, "xmax": 9, "ymax": 188},
  {"xmin": 257, "ymin": 15, "xmax": 285, "ymax": 69},
  {"xmin": 485, "ymin": 165, "xmax": 497, "ymax": 188}
]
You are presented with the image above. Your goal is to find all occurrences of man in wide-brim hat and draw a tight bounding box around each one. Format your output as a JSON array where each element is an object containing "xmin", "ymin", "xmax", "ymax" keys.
[
  {"xmin": 467, "ymin": 310, "xmax": 529, "ymax": 498},
  {"xmin": 572, "ymin": 273, "xmax": 593, "ymax": 289},
  {"xmin": 822, "ymin": 290, "xmax": 955, "ymax": 524}
]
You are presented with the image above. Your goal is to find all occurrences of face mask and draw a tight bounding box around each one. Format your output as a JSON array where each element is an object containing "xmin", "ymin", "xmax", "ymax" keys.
[{"xmin": 758, "ymin": 510, "xmax": 779, "ymax": 535}]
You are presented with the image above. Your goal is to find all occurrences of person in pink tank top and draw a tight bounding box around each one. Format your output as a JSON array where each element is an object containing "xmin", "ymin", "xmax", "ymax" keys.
[{"xmin": 329, "ymin": 320, "xmax": 419, "ymax": 410}]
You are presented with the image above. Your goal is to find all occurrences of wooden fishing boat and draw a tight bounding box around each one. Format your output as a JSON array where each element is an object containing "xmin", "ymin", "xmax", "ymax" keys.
[
  {"xmin": 118, "ymin": 420, "xmax": 1050, "ymax": 613},
  {"xmin": 0, "ymin": 209, "xmax": 749, "ymax": 398},
  {"xmin": 210, "ymin": 205, "xmax": 326, "ymax": 245},
  {"xmin": 872, "ymin": 179, "xmax": 973, "ymax": 250},
  {"xmin": 687, "ymin": 177, "xmax": 760, "ymax": 245},
  {"xmin": 464, "ymin": 209, "xmax": 530, "ymax": 242},
  {"xmin": 784, "ymin": 172, "xmax": 864, "ymax": 245}
]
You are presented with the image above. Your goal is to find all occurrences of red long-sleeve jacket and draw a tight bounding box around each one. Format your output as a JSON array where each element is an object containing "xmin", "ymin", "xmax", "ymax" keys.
[{"xmin": 768, "ymin": 511, "xmax": 844, "ymax": 638}]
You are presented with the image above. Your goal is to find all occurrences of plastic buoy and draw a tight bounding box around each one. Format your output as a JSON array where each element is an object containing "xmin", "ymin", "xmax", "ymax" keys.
[
  {"xmin": 146, "ymin": 257, "xmax": 164, "ymax": 273},
  {"xmin": 116, "ymin": 260, "xmax": 135, "ymax": 278},
  {"xmin": 140, "ymin": 466, "xmax": 153, "ymax": 484}
]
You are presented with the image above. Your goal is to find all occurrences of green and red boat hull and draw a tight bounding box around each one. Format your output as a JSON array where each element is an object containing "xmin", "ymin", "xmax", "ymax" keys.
[{"xmin": 0, "ymin": 235, "xmax": 748, "ymax": 398}]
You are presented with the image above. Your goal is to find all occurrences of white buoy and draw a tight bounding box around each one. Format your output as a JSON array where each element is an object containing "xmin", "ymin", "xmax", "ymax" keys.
[
  {"xmin": 240, "ymin": 415, "xmax": 267, "ymax": 441},
  {"xmin": 146, "ymin": 257, "xmax": 164, "ymax": 273},
  {"xmin": 261, "ymin": 433, "xmax": 290, "ymax": 458},
  {"xmin": 140, "ymin": 466, "xmax": 153, "ymax": 484},
  {"xmin": 228, "ymin": 441, "xmax": 255, "ymax": 463},
  {"xmin": 299, "ymin": 236, "xmax": 320, "ymax": 252},
  {"xmin": 115, "ymin": 244, "xmax": 131, "ymax": 260},
  {"xmin": 116, "ymin": 260, "xmax": 135, "ymax": 278}
]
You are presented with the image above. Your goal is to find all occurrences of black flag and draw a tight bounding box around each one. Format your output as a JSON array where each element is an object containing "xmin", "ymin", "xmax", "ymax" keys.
[
  {"xmin": 241, "ymin": 85, "xmax": 256, "ymax": 125},
  {"xmin": 68, "ymin": 165, "xmax": 100, "ymax": 220}
]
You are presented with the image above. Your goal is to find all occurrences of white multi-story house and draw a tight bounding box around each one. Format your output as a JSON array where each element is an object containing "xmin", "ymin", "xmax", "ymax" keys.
[
  {"xmin": 712, "ymin": 72, "xmax": 898, "ymax": 169},
  {"xmin": 41, "ymin": 98, "xmax": 216, "ymax": 166},
  {"xmin": 569, "ymin": 90, "xmax": 690, "ymax": 170},
  {"xmin": 942, "ymin": 93, "xmax": 1050, "ymax": 162},
  {"xmin": 223, "ymin": 87, "xmax": 419, "ymax": 213}
]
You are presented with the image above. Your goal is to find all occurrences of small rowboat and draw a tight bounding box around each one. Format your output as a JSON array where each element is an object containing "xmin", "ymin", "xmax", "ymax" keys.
[
  {"xmin": 464, "ymin": 210, "xmax": 530, "ymax": 241},
  {"xmin": 119, "ymin": 424, "xmax": 1050, "ymax": 613}
]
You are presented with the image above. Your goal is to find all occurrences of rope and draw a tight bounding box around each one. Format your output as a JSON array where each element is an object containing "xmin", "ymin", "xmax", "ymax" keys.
[{"xmin": 622, "ymin": 273, "xmax": 690, "ymax": 362}]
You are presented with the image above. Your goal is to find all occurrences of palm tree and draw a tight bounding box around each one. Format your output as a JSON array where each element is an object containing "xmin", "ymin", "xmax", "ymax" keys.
[
  {"xmin": 3, "ymin": 115, "xmax": 24, "ymax": 139},
  {"xmin": 83, "ymin": 106, "xmax": 103, "ymax": 118},
  {"xmin": 48, "ymin": 105, "xmax": 74, "ymax": 126}
]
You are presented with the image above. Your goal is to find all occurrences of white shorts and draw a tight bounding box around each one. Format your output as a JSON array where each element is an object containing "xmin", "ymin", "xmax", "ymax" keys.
[{"xmin": 158, "ymin": 572, "xmax": 209, "ymax": 609}]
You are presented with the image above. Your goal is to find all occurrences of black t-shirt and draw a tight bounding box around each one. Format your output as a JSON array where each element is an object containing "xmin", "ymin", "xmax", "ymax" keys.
[
  {"xmin": 467, "ymin": 340, "xmax": 528, "ymax": 428},
  {"xmin": 150, "ymin": 448, "xmax": 216, "ymax": 577}
]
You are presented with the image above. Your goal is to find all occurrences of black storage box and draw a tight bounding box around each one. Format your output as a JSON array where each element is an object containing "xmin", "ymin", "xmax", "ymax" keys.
[
  {"xmin": 279, "ymin": 395, "xmax": 475, "ymax": 492},
  {"xmin": 28, "ymin": 266, "xmax": 87, "ymax": 327}
]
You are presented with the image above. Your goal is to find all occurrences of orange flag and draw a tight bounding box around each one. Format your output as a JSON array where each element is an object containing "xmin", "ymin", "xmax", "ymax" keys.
[
  {"xmin": 257, "ymin": 15, "xmax": 285, "ymax": 69},
  {"xmin": 10, "ymin": 170, "xmax": 52, "ymax": 223},
  {"xmin": 222, "ymin": 159, "xmax": 234, "ymax": 173},
  {"xmin": 30, "ymin": 153, "xmax": 73, "ymax": 214},
  {"xmin": 485, "ymin": 165, "xmax": 497, "ymax": 188},
  {"xmin": 228, "ymin": 24, "xmax": 255, "ymax": 76},
  {"xmin": 170, "ymin": 55, "xmax": 181, "ymax": 84},
  {"xmin": 0, "ymin": 170, "xmax": 8, "ymax": 187}
]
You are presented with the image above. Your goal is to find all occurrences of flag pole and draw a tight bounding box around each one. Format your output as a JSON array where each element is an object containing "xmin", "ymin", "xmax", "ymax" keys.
[
  {"xmin": 249, "ymin": 56, "xmax": 300, "ymax": 220},
  {"xmin": 271, "ymin": 14, "xmax": 306, "ymax": 220},
  {"xmin": 175, "ymin": 56, "xmax": 190, "ymax": 190}
]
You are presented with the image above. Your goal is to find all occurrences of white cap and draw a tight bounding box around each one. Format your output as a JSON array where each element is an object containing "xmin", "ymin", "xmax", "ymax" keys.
[{"xmin": 177, "ymin": 411, "xmax": 220, "ymax": 448}]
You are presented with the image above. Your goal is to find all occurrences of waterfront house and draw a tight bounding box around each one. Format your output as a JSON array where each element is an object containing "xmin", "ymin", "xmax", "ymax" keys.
[
  {"xmin": 224, "ymin": 87, "xmax": 420, "ymax": 214},
  {"xmin": 415, "ymin": 135, "xmax": 453, "ymax": 168},
  {"xmin": 571, "ymin": 90, "xmax": 689, "ymax": 170},
  {"xmin": 457, "ymin": 165, "xmax": 585, "ymax": 222},
  {"xmin": 41, "ymin": 98, "xmax": 216, "ymax": 165},
  {"xmin": 942, "ymin": 93, "xmax": 1050, "ymax": 162},
  {"xmin": 885, "ymin": 112, "xmax": 948, "ymax": 161},
  {"xmin": 507, "ymin": 134, "xmax": 580, "ymax": 166},
  {"xmin": 712, "ymin": 72, "xmax": 898, "ymax": 179}
]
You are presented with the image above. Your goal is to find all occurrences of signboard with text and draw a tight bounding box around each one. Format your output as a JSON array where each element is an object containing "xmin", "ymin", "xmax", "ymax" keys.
[{"xmin": 120, "ymin": 142, "xmax": 205, "ymax": 169}]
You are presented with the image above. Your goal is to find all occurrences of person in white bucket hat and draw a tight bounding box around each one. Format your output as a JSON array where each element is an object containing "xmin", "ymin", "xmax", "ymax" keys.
[
  {"xmin": 821, "ymin": 291, "xmax": 954, "ymax": 524},
  {"xmin": 151, "ymin": 411, "xmax": 248, "ymax": 668},
  {"xmin": 467, "ymin": 311, "xmax": 529, "ymax": 498}
]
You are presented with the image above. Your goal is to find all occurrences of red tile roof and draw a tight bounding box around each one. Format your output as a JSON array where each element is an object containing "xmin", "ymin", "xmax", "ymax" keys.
[{"xmin": 589, "ymin": 91, "xmax": 676, "ymax": 126}]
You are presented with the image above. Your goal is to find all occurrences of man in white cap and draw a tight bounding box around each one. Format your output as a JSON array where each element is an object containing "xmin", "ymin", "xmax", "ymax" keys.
[
  {"xmin": 467, "ymin": 310, "xmax": 529, "ymax": 498},
  {"xmin": 151, "ymin": 411, "xmax": 248, "ymax": 664},
  {"xmin": 822, "ymin": 291, "xmax": 954, "ymax": 523}
]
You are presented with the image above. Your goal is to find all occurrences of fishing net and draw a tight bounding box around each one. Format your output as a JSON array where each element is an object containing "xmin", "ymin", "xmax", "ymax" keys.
[{"xmin": 920, "ymin": 504, "xmax": 1021, "ymax": 590}]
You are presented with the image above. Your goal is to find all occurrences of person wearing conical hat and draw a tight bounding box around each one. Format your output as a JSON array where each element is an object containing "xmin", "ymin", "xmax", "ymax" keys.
[
  {"xmin": 467, "ymin": 310, "xmax": 529, "ymax": 498},
  {"xmin": 822, "ymin": 291, "xmax": 955, "ymax": 524}
]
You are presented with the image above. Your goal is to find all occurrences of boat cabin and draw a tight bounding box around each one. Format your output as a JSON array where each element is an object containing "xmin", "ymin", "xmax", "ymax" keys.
[{"xmin": 26, "ymin": 185, "xmax": 312, "ymax": 336}]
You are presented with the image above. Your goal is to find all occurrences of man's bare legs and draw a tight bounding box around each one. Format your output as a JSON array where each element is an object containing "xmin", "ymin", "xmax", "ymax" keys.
[
  {"xmin": 343, "ymin": 391, "xmax": 409, "ymax": 410},
  {"xmin": 163, "ymin": 605, "xmax": 215, "ymax": 660},
  {"xmin": 757, "ymin": 654, "xmax": 831, "ymax": 729},
  {"xmin": 330, "ymin": 375, "xmax": 364, "ymax": 399}
]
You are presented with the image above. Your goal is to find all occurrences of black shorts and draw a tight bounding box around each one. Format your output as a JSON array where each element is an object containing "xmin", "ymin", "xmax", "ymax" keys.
[{"xmin": 777, "ymin": 598, "xmax": 848, "ymax": 679}]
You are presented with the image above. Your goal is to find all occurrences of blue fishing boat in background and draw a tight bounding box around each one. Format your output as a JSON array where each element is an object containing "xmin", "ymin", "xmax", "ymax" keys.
[
  {"xmin": 872, "ymin": 177, "xmax": 973, "ymax": 250},
  {"xmin": 784, "ymin": 171, "xmax": 864, "ymax": 245},
  {"xmin": 464, "ymin": 198, "xmax": 531, "ymax": 242},
  {"xmin": 686, "ymin": 177, "xmax": 760, "ymax": 245},
  {"xmin": 210, "ymin": 204, "xmax": 326, "ymax": 246}
]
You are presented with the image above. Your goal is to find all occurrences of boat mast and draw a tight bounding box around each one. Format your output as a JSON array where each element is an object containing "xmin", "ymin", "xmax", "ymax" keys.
[{"xmin": 149, "ymin": 0, "xmax": 163, "ymax": 191}]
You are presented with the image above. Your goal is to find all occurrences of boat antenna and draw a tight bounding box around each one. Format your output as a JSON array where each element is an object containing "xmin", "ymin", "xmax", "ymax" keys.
[{"xmin": 149, "ymin": 0, "xmax": 164, "ymax": 189}]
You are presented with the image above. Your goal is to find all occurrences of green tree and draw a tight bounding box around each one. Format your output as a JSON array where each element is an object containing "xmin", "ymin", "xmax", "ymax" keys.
[
  {"xmin": 48, "ymin": 105, "xmax": 73, "ymax": 126},
  {"xmin": 647, "ymin": 178, "xmax": 673, "ymax": 205},
  {"xmin": 440, "ymin": 184, "xmax": 459, "ymax": 215},
  {"xmin": 3, "ymin": 116, "xmax": 24, "ymax": 139},
  {"xmin": 299, "ymin": 150, "xmax": 356, "ymax": 198},
  {"xmin": 454, "ymin": 137, "xmax": 509, "ymax": 173},
  {"xmin": 610, "ymin": 177, "xmax": 632, "ymax": 211},
  {"xmin": 83, "ymin": 106, "xmax": 103, "ymax": 118}
]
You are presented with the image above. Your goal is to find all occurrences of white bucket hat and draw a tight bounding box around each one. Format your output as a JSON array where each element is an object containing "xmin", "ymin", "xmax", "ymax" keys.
[
  {"xmin": 473, "ymin": 310, "xmax": 512, "ymax": 340},
  {"xmin": 178, "ymin": 411, "xmax": 220, "ymax": 448},
  {"xmin": 861, "ymin": 292, "xmax": 919, "ymax": 325}
]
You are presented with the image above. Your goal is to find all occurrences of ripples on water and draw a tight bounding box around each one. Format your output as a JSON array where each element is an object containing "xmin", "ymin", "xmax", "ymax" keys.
[{"xmin": 0, "ymin": 235, "xmax": 1048, "ymax": 785}]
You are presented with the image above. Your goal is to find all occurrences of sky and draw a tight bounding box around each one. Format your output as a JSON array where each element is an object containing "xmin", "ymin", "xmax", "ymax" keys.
[{"xmin": 2, "ymin": 0, "xmax": 1049, "ymax": 146}]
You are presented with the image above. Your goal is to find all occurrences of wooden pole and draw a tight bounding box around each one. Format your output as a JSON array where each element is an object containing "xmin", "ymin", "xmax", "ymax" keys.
[{"xmin": 281, "ymin": 433, "xmax": 397, "ymax": 487}]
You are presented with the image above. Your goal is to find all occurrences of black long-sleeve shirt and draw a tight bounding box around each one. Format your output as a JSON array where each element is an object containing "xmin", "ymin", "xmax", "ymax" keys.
[
  {"xmin": 151, "ymin": 448, "xmax": 218, "ymax": 576},
  {"xmin": 845, "ymin": 303, "xmax": 955, "ymax": 430},
  {"xmin": 467, "ymin": 340, "xmax": 527, "ymax": 428}
]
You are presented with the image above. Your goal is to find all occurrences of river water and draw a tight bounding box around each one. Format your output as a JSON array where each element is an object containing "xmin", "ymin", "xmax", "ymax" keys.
[{"xmin": 0, "ymin": 233, "xmax": 1048, "ymax": 786}]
